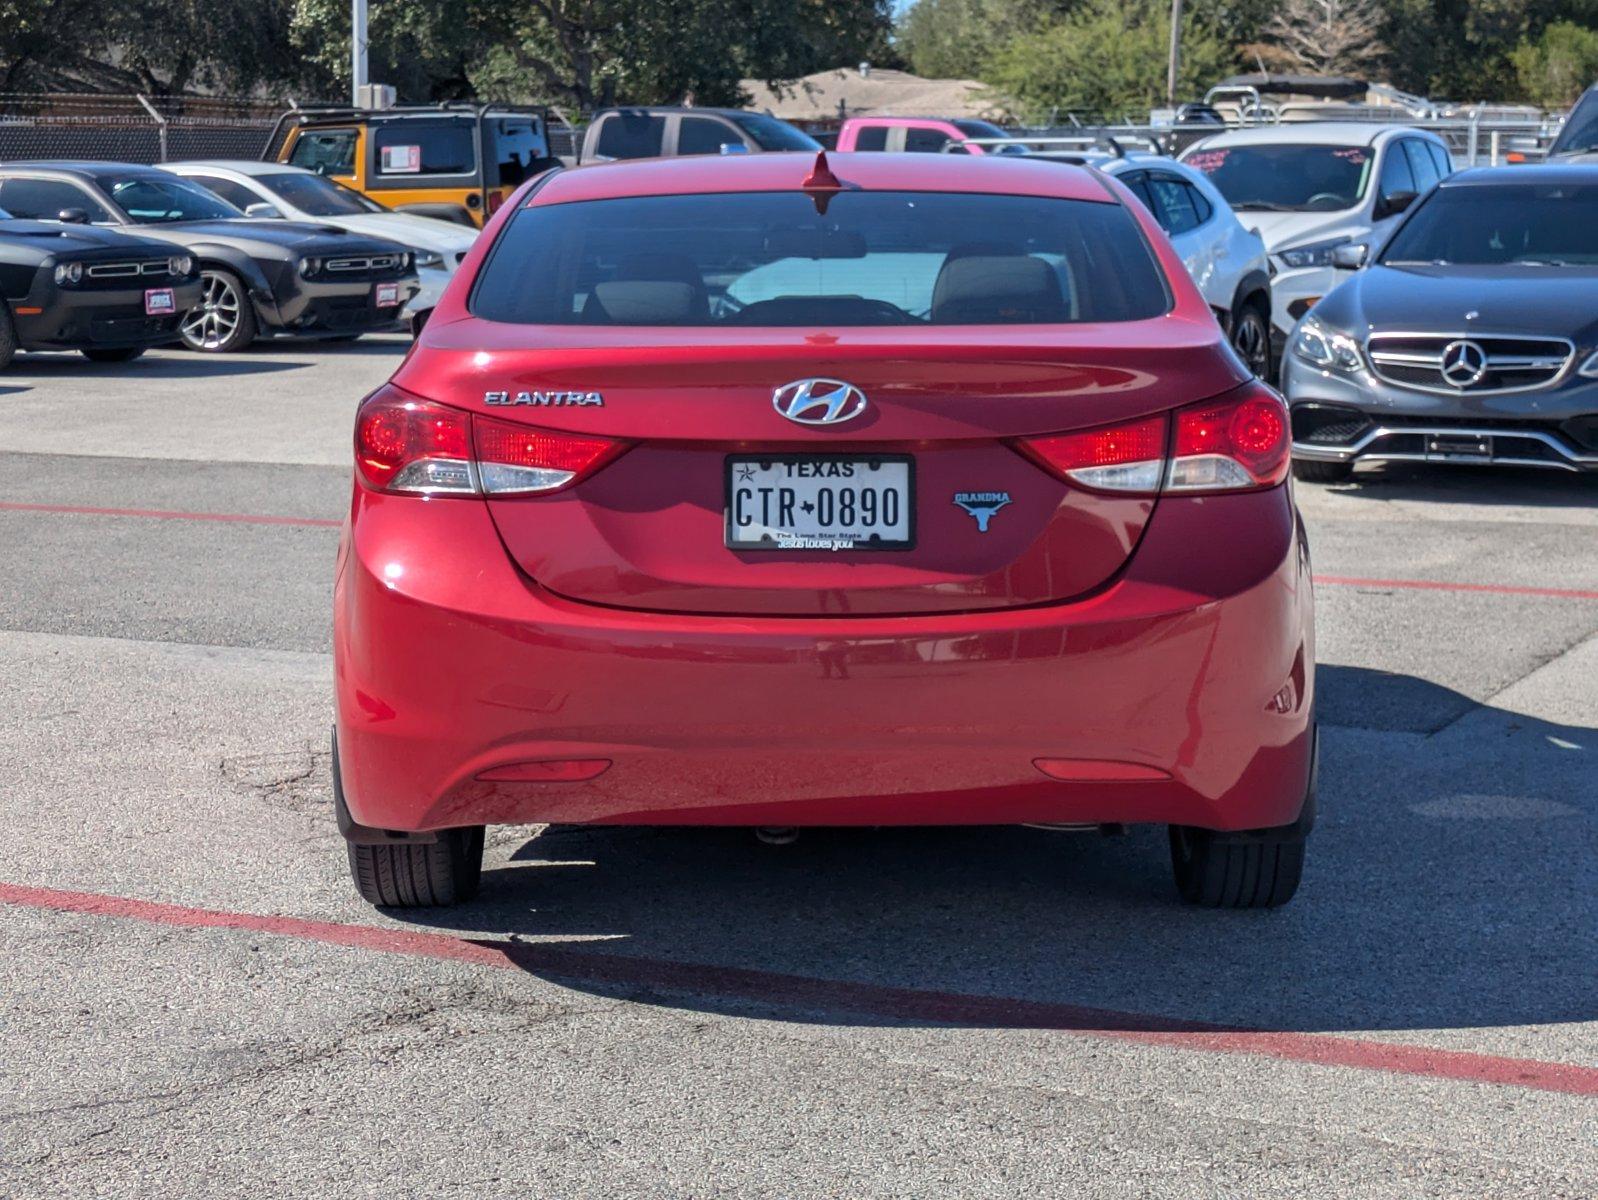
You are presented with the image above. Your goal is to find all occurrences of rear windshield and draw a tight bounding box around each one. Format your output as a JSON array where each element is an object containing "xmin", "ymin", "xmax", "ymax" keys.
[
  {"xmin": 1381, "ymin": 183, "xmax": 1598, "ymax": 265},
  {"xmin": 471, "ymin": 191, "xmax": 1169, "ymax": 326}
]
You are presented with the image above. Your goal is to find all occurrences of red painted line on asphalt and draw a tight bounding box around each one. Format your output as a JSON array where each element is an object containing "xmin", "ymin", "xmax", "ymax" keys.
[
  {"xmin": 0, "ymin": 501, "xmax": 339, "ymax": 528},
  {"xmin": 5, "ymin": 880, "xmax": 1595, "ymax": 1097},
  {"xmin": 1314, "ymin": 574, "xmax": 1598, "ymax": 601}
]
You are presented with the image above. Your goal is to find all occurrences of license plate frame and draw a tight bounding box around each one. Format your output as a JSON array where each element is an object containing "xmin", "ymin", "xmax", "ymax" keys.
[
  {"xmin": 374, "ymin": 282, "xmax": 400, "ymax": 307},
  {"xmin": 724, "ymin": 454, "xmax": 916, "ymax": 552},
  {"xmin": 1425, "ymin": 433, "xmax": 1493, "ymax": 462},
  {"xmin": 143, "ymin": 287, "xmax": 175, "ymax": 316}
]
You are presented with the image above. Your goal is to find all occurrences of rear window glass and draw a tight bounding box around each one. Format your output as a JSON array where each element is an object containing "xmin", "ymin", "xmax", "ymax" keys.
[
  {"xmin": 472, "ymin": 191, "xmax": 1170, "ymax": 326},
  {"xmin": 594, "ymin": 114, "xmax": 665, "ymax": 159},
  {"xmin": 373, "ymin": 123, "xmax": 475, "ymax": 176}
]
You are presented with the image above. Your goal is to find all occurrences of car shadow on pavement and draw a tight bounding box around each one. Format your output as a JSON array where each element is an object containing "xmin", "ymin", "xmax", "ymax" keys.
[
  {"xmin": 1309, "ymin": 461, "xmax": 1598, "ymax": 506},
  {"xmin": 391, "ymin": 665, "xmax": 1594, "ymax": 1036},
  {"xmin": 8, "ymin": 353, "xmax": 312, "ymax": 379}
]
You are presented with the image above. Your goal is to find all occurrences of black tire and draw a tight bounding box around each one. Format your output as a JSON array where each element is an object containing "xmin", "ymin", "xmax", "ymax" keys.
[
  {"xmin": 1230, "ymin": 299, "xmax": 1272, "ymax": 380},
  {"xmin": 179, "ymin": 268, "xmax": 258, "ymax": 353},
  {"xmin": 1168, "ymin": 826, "xmax": 1305, "ymax": 908},
  {"xmin": 0, "ymin": 304, "xmax": 17, "ymax": 370},
  {"xmin": 81, "ymin": 346, "xmax": 146, "ymax": 363},
  {"xmin": 1169, "ymin": 730, "xmax": 1315, "ymax": 909},
  {"xmin": 1293, "ymin": 458, "xmax": 1354, "ymax": 484},
  {"xmin": 347, "ymin": 829, "xmax": 485, "ymax": 908}
]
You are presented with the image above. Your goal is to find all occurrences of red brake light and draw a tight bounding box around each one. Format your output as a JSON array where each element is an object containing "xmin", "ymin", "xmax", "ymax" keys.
[
  {"xmin": 1019, "ymin": 415, "xmax": 1166, "ymax": 493},
  {"xmin": 474, "ymin": 414, "xmax": 624, "ymax": 494},
  {"xmin": 354, "ymin": 386, "xmax": 474, "ymax": 492},
  {"xmin": 1169, "ymin": 388, "xmax": 1290, "ymax": 491},
  {"xmin": 353, "ymin": 387, "xmax": 625, "ymax": 496}
]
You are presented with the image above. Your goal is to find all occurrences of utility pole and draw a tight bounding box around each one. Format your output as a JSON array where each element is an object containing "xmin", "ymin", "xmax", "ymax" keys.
[
  {"xmin": 352, "ymin": 0, "xmax": 368, "ymax": 107},
  {"xmin": 1166, "ymin": 0, "xmax": 1182, "ymax": 106}
]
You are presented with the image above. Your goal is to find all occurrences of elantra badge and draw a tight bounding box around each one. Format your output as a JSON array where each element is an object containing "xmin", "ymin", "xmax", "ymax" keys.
[
  {"xmin": 954, "ymin": 491, "xmax": 1011, "ymax": 531},
  {"xmin": 484, "ymin": 390, "xmax": 604, "ymax": 407},
  {"xmin": 773, "ymin": 378, "xmax": 868, "ymax": 426}
]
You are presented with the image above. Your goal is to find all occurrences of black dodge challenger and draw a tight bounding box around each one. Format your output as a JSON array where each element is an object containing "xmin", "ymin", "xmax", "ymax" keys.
[
  {"xmin": 0, "ymin": 163, "xmax": 420, "ymax": 353},
  {"xmin": 0, "ymin": 206, "xmax": 203, "ymax": 367}
]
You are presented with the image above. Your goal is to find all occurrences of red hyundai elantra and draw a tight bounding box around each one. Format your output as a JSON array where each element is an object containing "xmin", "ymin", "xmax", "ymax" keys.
[{"xmin": 333, "ymin": 152, "xmax": 1315, "ymax": 910}]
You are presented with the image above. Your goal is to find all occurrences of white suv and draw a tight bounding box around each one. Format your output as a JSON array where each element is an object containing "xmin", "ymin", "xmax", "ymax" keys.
[
  {"xmin": 1045, "ymin": 152, "xmax": 1274, "ymax": 379},
  {"xmin": 1179, "ymin": 123, "xmax": 1453, "ymax": 368}
]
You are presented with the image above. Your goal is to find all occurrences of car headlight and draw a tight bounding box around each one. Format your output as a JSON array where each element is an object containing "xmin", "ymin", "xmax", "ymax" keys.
[
  {"xmin": 1292, "ymin": 318, "xmax": 1364, "ymax": 373},
  {"xmin": 297, "ymin": 257, "xmax": 320, "ymax": 279},
  {"xmin": 53, "ymin": 261, "xmax": 83, "ymax": 285},
  {"xmin": 169, "ymin": 255, "xmax": 193, "ymax": 277},
  {"xmin": 1278, "ymin": 238, "xmax": 1361, "ymax": 270},
  {"xmin": 411, "ymin": 249, "xmax": 444, "ymax": 270}
]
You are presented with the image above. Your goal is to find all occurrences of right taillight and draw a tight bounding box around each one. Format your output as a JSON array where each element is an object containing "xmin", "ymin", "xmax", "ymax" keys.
[
  {"xmin": 1167, "ymin": 388, "xmax": 1290, "ymax": 492},
  {"xmin": 353, "ymin": 385, "xmax": 625, "ymax": 496},
  {"xmin": 1017, "ymin": 386, "xmax": 1290, "ymax": 496}
]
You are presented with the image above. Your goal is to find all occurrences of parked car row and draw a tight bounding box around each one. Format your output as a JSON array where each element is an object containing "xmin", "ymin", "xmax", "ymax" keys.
[{"xmin": 0, "ymin": 158, "xmax": 482, "ymax": 368}]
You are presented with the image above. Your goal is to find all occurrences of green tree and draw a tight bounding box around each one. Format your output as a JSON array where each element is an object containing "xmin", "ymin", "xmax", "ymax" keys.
[
  {"xmin": 1512, "ymin": 19, "xmax": 1598, "ymax": 103},
  {"xmin": 897, "ymin": 0, "xmax": 1060, "ymax": 79},
  {"xmin": 985, "ymin": 0, "xmax": 1234, "ymax": 119}
]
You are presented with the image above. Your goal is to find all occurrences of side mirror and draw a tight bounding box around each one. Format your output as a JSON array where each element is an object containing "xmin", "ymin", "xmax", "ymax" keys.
[
  {"xmin": 244, "ymin": 202, "xmax": 283, "ymax": 219},
  {"xmin": 1375, "ymin": 190, "xmax": 1417, "ymax": 220},
  {"xmin": 56, "ymin": 207, "xmax": 89, "ymax": 224},
  {"xmin": 1331, "ymin": 243, "xmax": 1368, "ymax": 270}
]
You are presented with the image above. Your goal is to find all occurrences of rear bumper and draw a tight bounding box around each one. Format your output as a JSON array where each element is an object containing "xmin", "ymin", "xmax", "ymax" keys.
[
  {"xmin": 333, "ymin": 486, "xmax": 1315, "ymax": 832},
  {"xmin": 13, "ymin": 278, "xmax": 202, "ymax": 350}
]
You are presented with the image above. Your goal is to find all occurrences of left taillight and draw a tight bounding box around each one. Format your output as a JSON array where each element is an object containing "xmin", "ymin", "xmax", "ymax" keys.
[
  {"xmin": 353, "ymin": 385, "xmax": 624, "ymax": 496},
  {"xmin": 1016, "ymin": 385, "xmax": 1290, "ymax": 495}
]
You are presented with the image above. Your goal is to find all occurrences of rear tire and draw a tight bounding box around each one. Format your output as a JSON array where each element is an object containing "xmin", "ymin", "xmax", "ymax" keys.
[
  {"xmin": 1293, "ymin": 458, "xmax": 1354, "ymax": 484},
  {"xmin": 347, "ymin": 830, "xmax": 485, "ymax": 908},
  {"xmin": 1169, "ymin": 826, "xmax": 1305, "ymax": 908},
  {"xmin": 1230, "ymin": 300, "xmax": 1272, "ymax": 380},
  {"xmin": 82, "ymin": 346, "xmax": 146, "ymax": 363}
]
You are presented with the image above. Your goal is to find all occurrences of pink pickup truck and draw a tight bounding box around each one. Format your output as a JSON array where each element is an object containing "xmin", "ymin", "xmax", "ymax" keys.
[{"xmin": 834, "ymin": 117, "xmax": 1018, "ymax": 155}]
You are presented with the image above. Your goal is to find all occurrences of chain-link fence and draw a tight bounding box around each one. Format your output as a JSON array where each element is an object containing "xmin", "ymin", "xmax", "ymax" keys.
[{"xmin": 0, "ymin": 94, "xmax": 308, "ymax": 165}]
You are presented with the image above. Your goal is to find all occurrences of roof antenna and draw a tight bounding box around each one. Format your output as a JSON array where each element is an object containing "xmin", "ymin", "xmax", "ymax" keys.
[{"xmin": 800, "ymin": 150, "xmax": 844, "ymax": 214}]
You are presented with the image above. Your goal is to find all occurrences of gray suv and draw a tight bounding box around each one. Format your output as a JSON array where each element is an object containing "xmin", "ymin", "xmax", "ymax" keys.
[{"xmin": 1282, "ymin": 164, "xmax": 1598, "ymax": 480}]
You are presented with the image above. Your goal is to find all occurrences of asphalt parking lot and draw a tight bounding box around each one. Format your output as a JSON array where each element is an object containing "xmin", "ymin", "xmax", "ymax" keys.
[{"xmin": 1, "ymin": 338, "xmax": 1594, "ymax": 1198}]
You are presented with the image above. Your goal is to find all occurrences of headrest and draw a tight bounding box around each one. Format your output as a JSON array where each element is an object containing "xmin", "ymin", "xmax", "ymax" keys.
[
  {"xmin": 930, "ymin": 255, "xmax": 1066, "ymax": 323},
  {"xmin": 582, "ymin": 280, "xmax": 702, "ymax": 324}
]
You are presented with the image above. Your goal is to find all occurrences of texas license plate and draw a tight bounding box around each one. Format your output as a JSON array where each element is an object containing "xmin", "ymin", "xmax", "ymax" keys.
[
  {"xmin": 375, "ymin": 282, "xmax": 400, "ymax": 307},
  {"xmin": 144, "ymin": 287, "xmax": 175, "ymax": 315},
  {"xmin": 725, "ymin": 456, "xmax": 914, "ymax": 551}
]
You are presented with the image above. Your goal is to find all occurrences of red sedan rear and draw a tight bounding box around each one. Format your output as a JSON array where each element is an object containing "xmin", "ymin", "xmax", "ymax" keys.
[{"xmin": 332, "ymin": 151, "xmax": 1316, "ymax": 909}]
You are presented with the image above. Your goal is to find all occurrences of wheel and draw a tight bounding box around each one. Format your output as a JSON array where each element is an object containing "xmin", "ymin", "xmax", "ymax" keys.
[
  {"xmin": 0, "ymin": 303, "xmax": 16, "ymax": 370},
  {"xmin": 179, "ymin": 268, "xmax": 257, "ymax": 352},
  {"xmin": 1169, "ymin": 729, "xmax": 1315, "ymax": 909},
  {"xmin": 333, "ymin": 732, "xmax": 484, "ymax": 907},
  {"xmin": 347, "ymin": 829, "xmax": 485, "ymax": 908},
  {"xmin": 1293, "ymin": 458, "xmax": 1354, "ymax": 484},
  {"xmin": 1230, "ymin": 300, "xmax": 1271, "ymax": 380},
  {"xmin": 1168, "ymin": 826, "xmax": 1304, "ymax": 908},
  {"xmin": 81, "ymin": 346, "xmax": 145, "ymax": 363}
]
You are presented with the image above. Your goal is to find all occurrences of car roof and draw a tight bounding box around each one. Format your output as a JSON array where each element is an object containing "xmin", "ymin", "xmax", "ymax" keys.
[
  {"xmin": 1189, "ymin": 122, "xmax": 1432, "ymax": 148},
  {"xmin": 531, "ymin": 151, "xmax": 1116, "ymax": 206},
  {"xmin": 1442, "ymin": 163, "xmax": 1598, "ymax": 187},
  {"xmin": 0, "ymin": 161, "xmax": 171, "ymax": 179},
  {"xmin": 594, "ymin": 106, "xmax": 752, "ymax": 119},
  {"xmin": 169, "ymin": 160, "xmax": 302, "ymax": 177}
]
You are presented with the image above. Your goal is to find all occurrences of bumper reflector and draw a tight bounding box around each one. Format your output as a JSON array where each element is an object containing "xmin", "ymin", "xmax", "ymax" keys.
[
  {"xmin": 1033, "ymin": 758, "xmax": 1171, "ymax": 782},
  {"xmin": 475, "ymin": 759, "xmax": 612, "ymax": 783}
]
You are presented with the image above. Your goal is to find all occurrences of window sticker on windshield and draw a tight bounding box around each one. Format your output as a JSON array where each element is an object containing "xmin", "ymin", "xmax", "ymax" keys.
[
  {"xmin": 380, "ymin": 145, "xmax": 422, "ymax": 174},
  {"xmin": 1332, "ymin": 148, "xmax": 1370, "ymax": 162},
  {"xmin": 1184, "ymin": 151, "xmax": 1224, "ymax": 174}
]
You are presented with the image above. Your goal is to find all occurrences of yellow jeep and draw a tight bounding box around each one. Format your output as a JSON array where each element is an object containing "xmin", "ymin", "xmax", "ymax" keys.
[{"xmin": 268, "ymin": 104, "xmax": 561, "ymax": 228}]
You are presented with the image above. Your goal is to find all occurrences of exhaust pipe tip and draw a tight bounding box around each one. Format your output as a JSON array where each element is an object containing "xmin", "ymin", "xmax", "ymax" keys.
[{"xmin": 754, "ymin": 826, "xmax": 800, "ymax": 846}]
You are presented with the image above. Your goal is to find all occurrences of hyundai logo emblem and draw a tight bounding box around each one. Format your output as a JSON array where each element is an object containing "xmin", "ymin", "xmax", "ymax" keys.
[
  {"xmin": 1440, "ymin": 339, "xmax": 1489, "ymax": 389},
  {"xmin": 772, "ymin": 378, "xmax": 868, "ymax": 426}
]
